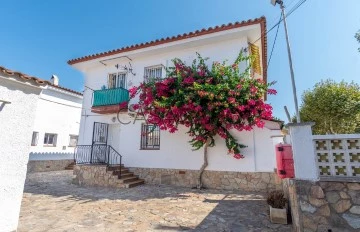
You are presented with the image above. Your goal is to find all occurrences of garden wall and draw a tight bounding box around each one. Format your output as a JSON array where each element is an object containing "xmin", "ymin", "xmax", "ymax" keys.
[
  {"xmin": 284, "ymin": 179, "xmax": 360, "ymax": 232},
  {"xmin": 128, "ymin": 167, "xmax": 282, "ymax": 192},
  {"xmin": 27, "ymin": 160, "xmax": 73, "ymax": 172},
  {"xmin": 27, "ymin": 152, "xmax": 73, "ymax": 172}
]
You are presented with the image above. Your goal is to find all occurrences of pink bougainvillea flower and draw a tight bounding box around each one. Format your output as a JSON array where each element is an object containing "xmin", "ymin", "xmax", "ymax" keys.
[
  {"xmin": 183, "ymin": 77, "xmax": 195, "ymax": 85},
  {"xmin": 128, "ymin": 86, "xmax": 138, "ymax": 98},
  {"xmin": 119, "ymin": 101, "xmax": 128, "ymax": 109},
  {"xmin": 267, "ymin": 89, "xmax": 277, "ymax": 95},
  {"xmin": 228, "ymin": 97, "xmax": 236, "ymax": 104},
  {"xmin": 250, "ymin": 86, "xmax": 258, "ymax": 94},
  {"xmin": 248, "ymin": 99, "xmax": 256, "ymax": 106},
  {"xmin": 233, "ymin": 154, "xmax": 244, "ymax": 159}
]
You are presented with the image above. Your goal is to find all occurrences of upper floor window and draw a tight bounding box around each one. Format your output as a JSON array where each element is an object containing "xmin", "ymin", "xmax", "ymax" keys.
[
  {"xmin": 44, "ymin": 133, "xmax": 57, "ymax": 147},
  {"xmin": 108, "ymin": 72, "xmax": 127, "ymax": 89},
  {"xmin": 68, "ymin": 135, "xmax": 78, "ymax": 147},
  {"xmin": 144, "ymin": 66, "xmax": 163, "ymax": 82},
  {"xmin": 31, "ymin": 132, "xmax": 39, "ymax": 146},
  {"xmin": 140, "ymin": 124, "xmax": 160, "ymax": 150}
]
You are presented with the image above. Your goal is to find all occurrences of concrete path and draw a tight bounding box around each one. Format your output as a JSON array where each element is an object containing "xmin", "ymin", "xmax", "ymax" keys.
[{"xmin": 18, "ymin": 171, "xmax": 291, "ymax": 232}]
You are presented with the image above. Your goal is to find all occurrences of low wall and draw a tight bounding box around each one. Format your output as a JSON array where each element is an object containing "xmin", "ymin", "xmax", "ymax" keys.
[
  {"xmin": 129, "ymin": 167, "xmax": 282, "ymax": 192},
  {"xmin": 72, "ymin": 165, "xmax": 282, "ymax": 191},
  {"xmin": 27, "ymin": 159, "xmax": 73, "ymax": 172},
  {"xmin": 284, "ymin": 179, "xmax": 360, "ymax": 231},
  {"xmin": 27, "ymin": 152, "xmax": 73, "ymax": 172}
]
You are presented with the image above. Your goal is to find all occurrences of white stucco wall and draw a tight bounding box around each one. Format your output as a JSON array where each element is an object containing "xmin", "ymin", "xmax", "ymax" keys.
[
  {"xmin": 80, "ymin": 114, "xmax": 281, "ymax": 172},
  {"xmin": 0, "ymin": 77, "xmax": 41, "ymax": 232},
  {"xmin": 76, "ymin": 25, "xmax": 280, "ymax": 173},
  {"xmin": 29, "ymin": 88, "xmax": 82, "ymax": 156}
]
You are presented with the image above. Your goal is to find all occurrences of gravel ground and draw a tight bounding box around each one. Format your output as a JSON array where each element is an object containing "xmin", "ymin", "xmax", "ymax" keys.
[{"xmin": 18, "ymin": 170, "xmax": 292, "ymax": 232}]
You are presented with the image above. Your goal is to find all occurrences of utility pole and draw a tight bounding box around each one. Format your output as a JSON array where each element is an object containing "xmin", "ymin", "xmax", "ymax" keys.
[{"xmin": 271, "ymin": 0, "xmax": 301, "ymax": 123}]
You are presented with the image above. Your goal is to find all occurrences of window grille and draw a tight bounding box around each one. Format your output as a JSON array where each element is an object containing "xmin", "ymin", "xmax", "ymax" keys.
[
  {"xmin": 31, "ymin": 132, "xmax": 39, "ymax": 146},
  {"xmin": 108, "ymin": 72, "xmax": 127, "ymax": 89},
  {"xmin": 144, "ymin": 66, "xmax": 163, "ymax": 82},
  {"xmin": 140, "ymin": 124, "xmax": 160, "ymax": 150},
  {"xmin": 44, "ymin": 133, "xmax": 57, "ymax": 147}
]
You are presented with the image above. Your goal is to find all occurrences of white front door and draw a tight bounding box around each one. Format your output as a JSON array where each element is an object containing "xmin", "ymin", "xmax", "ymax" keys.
[{"xmin": 108, "ymin": 124, "xmax": 121, "ymax": 152}]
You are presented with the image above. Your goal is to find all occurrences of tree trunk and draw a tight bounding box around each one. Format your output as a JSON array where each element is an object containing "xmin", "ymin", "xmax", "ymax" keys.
[{"xmin": 197, "ymin": 139, "xmax": 210, "ymax": 189}]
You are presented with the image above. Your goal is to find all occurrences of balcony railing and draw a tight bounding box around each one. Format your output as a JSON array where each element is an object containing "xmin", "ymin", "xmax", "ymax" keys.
[{"xmin": 93, "ymin": 87, "xmax": 129, "ymax": 107}]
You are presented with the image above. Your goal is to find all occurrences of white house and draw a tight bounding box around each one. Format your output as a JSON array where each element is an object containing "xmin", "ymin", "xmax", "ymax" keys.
[
  {"xmin": 69, "ymin": 17, "xmax": 284, "ymax": 191},
  {"xmin": 0, "ymin": 66, "xmax": 82, "ymax": 231},
  {"xmin": 28, "ymin": 75, "xmax": 83, "ymax": 172},
  {"xmin": 0, "ymin": 66, "xmax": 83, "ymax": 231}
]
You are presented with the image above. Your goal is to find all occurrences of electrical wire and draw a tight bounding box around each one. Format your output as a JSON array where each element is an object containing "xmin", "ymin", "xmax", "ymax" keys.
[
  {"xmin": 252, "ymin": 0, "xmax": 308, "ymax": 45},
  {"xmin": 267, "ymin": 13, "xmax": 282, "ymax": 67}
]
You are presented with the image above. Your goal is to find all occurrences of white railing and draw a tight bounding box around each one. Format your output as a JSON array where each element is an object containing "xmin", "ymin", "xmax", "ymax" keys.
[{"xmin": 313, "ymin": 134, "xmax": 360, "ymax": 179}]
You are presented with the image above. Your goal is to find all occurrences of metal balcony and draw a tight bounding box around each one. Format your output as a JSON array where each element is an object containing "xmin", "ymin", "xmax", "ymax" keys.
[{"xmin": 92, "ymin": 87, "xmax": 129, "ymax": 107}]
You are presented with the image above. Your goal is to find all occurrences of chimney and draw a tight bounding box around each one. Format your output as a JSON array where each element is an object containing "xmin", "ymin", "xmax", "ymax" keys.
[{"xmin": 50, "ymin": 75, "xmax": 59, "ymax": 86}]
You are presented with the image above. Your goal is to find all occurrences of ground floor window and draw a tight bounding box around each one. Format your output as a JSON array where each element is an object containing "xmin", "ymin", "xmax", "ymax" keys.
[
  {"xmin": 44, "ymin": 133, "xmax": 57, "ymax": 147},
  {"xmin": 140, "ymin": 124, "xmax": 160, "ymax": 150},
  {"xmin": 31, "ymin": 132, "xmax": 39, "ymax": 146},
  {"xmin": 69, "ymin": 135, "xmax": 78, "ymax": 147}
]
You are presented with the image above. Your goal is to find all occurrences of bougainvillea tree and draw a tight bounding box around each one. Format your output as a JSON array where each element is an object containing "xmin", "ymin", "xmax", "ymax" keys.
[{"xmin": 128, "ymin": 51, "xmax": 276, "ymax": 188}]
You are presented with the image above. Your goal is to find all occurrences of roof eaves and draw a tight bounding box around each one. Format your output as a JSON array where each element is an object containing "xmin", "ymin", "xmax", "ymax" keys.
[
  {"xmin": 68, "ymin": 16, "xmax": 267, "ymax": 68},
  {"xmin": 0, "ymin": 66, "xmax": 83, "ymax": 96}
]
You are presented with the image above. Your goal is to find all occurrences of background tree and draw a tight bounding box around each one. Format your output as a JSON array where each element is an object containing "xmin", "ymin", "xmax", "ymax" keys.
[
  {"xmin": 356, "ymin": 30, "xmax": 360, "ymax": 52},
  {"xmin": 299, "ymin": 79, "xmax": 360, "ymax": 134},
  {"xmin": 129, "ymin": 52, "xmax": 275, "ymax": 188}
]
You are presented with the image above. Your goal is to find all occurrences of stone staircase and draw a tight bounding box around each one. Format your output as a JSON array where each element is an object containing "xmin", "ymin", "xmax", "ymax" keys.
[
  {"xmin": 65, "ymin": 162, "xmax": 75, "ymax": 170},
  {"xmin": 107, "ymin": 166, "xmax": 145, "ymax": 188}
]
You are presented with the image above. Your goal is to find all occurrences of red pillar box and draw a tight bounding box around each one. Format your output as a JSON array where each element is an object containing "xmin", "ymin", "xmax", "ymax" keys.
[{"xmin": 275, "ymin": 144, "xmax": 295, "ymax": 179}]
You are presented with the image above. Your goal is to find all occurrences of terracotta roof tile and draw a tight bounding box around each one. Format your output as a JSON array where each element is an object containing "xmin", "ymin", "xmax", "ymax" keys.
[
  {"xmin": 67, "ymin": 17, "xmax": 268, "ymax": 84},
  {"xmin": 0, "ymin": 66, "xmax": 83, "ymax": 96}
]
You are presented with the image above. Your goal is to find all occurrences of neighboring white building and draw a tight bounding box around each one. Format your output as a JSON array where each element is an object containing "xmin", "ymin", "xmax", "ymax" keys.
[
  {"xmin": 69, "ymin": 17, "xmax": 284, "ymax": 191},
  {"xmin": 28, "ymin": 75, "xmax": 83, "ymax": 171},
  {"xmin": 0, "ymin": 66, "xmax": 82, "ymax": 231}
]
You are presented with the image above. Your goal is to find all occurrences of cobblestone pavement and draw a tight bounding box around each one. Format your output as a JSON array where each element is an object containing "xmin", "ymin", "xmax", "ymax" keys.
[{"xmin": 19, "ymin": 171, "xmax": 292, "ymax": 232}]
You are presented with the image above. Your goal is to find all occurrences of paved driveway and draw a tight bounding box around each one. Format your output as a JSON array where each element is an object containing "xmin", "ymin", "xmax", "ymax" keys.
[{"xmin": 19, "ymin": 171, "xmax": 291, "ymax": 232}]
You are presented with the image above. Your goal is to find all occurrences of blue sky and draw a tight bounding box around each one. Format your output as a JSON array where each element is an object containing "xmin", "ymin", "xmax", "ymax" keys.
[{"xmin": 1, "ymin": 0, "xmax": 359, "ymax": 120}]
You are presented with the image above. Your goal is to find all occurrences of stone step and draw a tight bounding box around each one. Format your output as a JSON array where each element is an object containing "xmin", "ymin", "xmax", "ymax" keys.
[
  {"xmin": 125, "ymin": 179, "xmax": 145, "ymax": 188},
  {"xmin": 112, "ymin": 168, "xmax": 130, "ymax": 175},
  {"xmin": 118, "ymin": 172, "xmax": 134, "ymax": 178},
  {"xmin": 64, "ymin": 162, "xmax": 75, "ymax": 170},
  {"xmin": 107, "ymin": 165, "xmax": 125, "ymax": 171},
  {"xmin": 119, "ymin": 176, "xmax": 140, "ymax": 183}
]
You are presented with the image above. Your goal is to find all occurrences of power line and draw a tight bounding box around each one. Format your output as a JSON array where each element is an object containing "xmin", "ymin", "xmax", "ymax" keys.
[
  {"xmin": 252, "ymin": 0, "xmax": 308, "ymax": 45},
  {"xmin": 267, "ymin": 13, "xmax": 282, "ymax": 67}
]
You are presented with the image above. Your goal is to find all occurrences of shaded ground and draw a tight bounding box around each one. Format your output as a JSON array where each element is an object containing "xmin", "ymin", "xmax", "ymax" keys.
[{"xmin": 18, "ymin": 171, "xmax": 291, "ymax": 232}]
